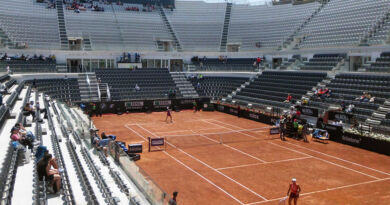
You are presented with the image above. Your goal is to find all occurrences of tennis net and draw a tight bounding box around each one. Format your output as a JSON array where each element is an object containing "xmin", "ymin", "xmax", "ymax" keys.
[{"xmin": 149, "ymin": 126, "xmax": 276, "ymax": 150}]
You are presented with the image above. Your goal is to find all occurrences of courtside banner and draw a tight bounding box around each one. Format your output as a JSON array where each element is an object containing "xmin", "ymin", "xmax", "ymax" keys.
[
  {"xmin": 153, "ymin": 100, "xmax": 172, "ymax": 108},
  {"xmin": 125, "ymin": 101, "xmax": 144, "ymax": 110},
  {"xmin": 300, "ymin": 106, "xmax": 318, "ymax": 117},
  {"xmin": 148, "ymin": 137, "xmax": 165, "ymax": 152},
  {"xmin": 128, "ymin": 144, "xmax": 143, "ymax": 153},
  {"xmin": 328, "ymin": 111, "xmax": 353, "ymax": 123}
]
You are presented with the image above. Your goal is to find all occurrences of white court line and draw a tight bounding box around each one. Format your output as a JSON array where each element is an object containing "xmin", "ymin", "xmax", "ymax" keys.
[
  {"xmin": 245, "ymin": 177, "xmax": 390, "ymax": 205},
  {"xmin": 156, "ymin": 127, "xmax": 271, "ymax": 138},
  {"xmin": 206, "ymin": 119, "xmax": 380, "ymax": 180},
  {"xmin": 163, "ymin": 151, "xmax": 244, "ymax": 205},
  {"xmin": 136, "ymin": 124, "xmax": 269, "ymax": 201},
  {"xmin": 210, "ymin": 119, "xmax": 390, "ymax": 176},
  {"xmin": 283, "ymin": 141, "xmax": 390, "ymax": 176},
  {"xmin": 124, "ymin": 124, "xmax": 245, "ymax": 205},
  {"xmin": 154, "ymin": 130, "xmax": 192, "ymax": 134},
  {"xmin": 126, "ymin": 119, "xmax": 205, "ymax": 127},
  {"xmin": 190, "ymin": 130, "xmax": 267, "ymax": 163},
  {"xmin": 216, "ymin": 157, "xmax": 312, "ymax": 171}
]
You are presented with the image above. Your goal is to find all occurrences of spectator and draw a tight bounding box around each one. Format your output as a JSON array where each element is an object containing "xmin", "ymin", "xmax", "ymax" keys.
[
  {"xmin": 340, "ymin": 101, "xmax": 346, "ymax": 112},
  {"xmin": 23, "ymin": 103, "xmax": 36, "ymax": 120},
  {"xmin": 0, "ymin": 83, "xmax": 7, "ymax": 94},
  {"xmin": 37, "ymin": 154, "xmax": 62, "ymax": 193},
  {"xmin": 10, "ymin": 127, "xmax": 33, "ymax": 150},
  {"xmin": 36, "ymin": 101, "xmax": 48, "ymax": 119},
  {"xmin": 101, "ymin": 131, "xmax": 107, "ymax": 139},
  {"xmin": 135, "ymin": 84, "xmax": 140, "ymax": 92},
  {"xmin": 284, "ymin": 94, "xmax": 292, "ymax": 103},
  {"xmin": 169, "ymin": 191, "xmax": 178, "ymax": 205},
  {"xmin": 295, "ymin": 109, "xmax": 301, "ymax": 119},
  {"xmin": 345, "ymin": 104, "xmax": 354, "ymax": 113},
  {"xmin": 35, "ymin": 145, "xmax": 48, "ymax": 162},
  {"xmin": 6, "ymin": 66, "xmax": 11, "ymax": 74},
  {"xmin": 15, "ymin": 123, "xmax": 38, "ymax": 144}
]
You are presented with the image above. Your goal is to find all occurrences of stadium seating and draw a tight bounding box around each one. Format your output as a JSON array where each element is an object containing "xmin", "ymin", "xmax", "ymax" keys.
[
  {"xmin": 190, "ymin": 76, "xmax": 249, "ymax": 99},
  {"xmin": 96, "ymin": 68, "xmax": 181, "ymax": 100},
  {"xmin": 297, "ymin": 0, "xmax": 390, "ymax": 48},
  {"xmin": 0, "ymin": 59, "xmax": 56, "ymax": 72},
  {"xmin": 368, "ymin": 52, "xmax": 390, "ymax": 72},
  {"xmin": 0, "ymin": 0, "xmax": 61, "ymax": 49},
  {"xmin": 301, "ymin": 54, "xmax": 345, "ymax": 71},
  {"xmin": 309, "ymin": 73, "xmax": 390, "ymax": 122},
  {"xmin": 194, "ymin": 58, "xmax": 257, "ymax": 71},
  {"xmin": 233, "ymin": 71, "xmax": 327, "ymax": 109},
  {"xmin": 34, "ymin": 79, "xmax": 81, "ymax": 102},
  {"xmin": 164, "ymin": 1, "xmax": 226, "ymax": 51},
  {"xmin": 228, "ymin": 2, "xmax": 320, "ymax": 50}
]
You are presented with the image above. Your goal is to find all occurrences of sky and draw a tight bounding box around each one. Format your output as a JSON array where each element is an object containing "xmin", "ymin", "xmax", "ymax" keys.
[{"xmin": 178, "ymin": 0, "xmax": 273, "ymax": 5}]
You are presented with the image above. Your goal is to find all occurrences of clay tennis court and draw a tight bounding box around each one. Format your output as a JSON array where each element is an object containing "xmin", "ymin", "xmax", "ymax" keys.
[{"xmin": 92, "ymin": 110, "xmax": 390, "ymax": 205}]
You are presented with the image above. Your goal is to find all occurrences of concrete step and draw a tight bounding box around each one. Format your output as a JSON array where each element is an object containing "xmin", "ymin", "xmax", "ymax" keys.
[{"xmin": 366, "ymin": 118, "xmax": 381, "ymax": 125}]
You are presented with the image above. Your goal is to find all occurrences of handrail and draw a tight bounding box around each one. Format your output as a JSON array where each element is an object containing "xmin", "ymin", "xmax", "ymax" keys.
[{"xmin": 44, "ymin": 99, "xmax": 76, "ymax": 204}]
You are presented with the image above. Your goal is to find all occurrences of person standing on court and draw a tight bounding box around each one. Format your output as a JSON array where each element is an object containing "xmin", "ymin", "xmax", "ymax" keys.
[
  {"xmin": 169, "ymin": 191, "xmax": 178, "ymax": 205},
  {"xmin": 286, "ymin": 178, "xmax": 301, "ymax": 205}
]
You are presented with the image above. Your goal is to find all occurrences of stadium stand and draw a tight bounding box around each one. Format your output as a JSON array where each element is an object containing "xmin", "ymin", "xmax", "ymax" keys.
[
  {"xmin": 301, "ymin": 53, "xmax": 345, "ymax": 71},
  {"xmin": 0, "ymin": 0, "xmax": 61, "ymax": 49},
  {"xmin": 193, "ymin": 58, "xmax": 258, "ymax": 71},
  {"xmin": 33, "ymin": 78, "xmax": 82, "ymax": 102},
  {"xmin": 232, "ymin": 71, "xmax": 327, "ymax": 109},
  {"xmin": 96, "ymin": 68, "xmax": 181, "ymax": 100},
  {"xmin": 164, "ymin": 1, "xmax": 226, "ymax": 51},
  {"xmin": 309, "ymin": 73, "xmax": 390, "ymax": 123},
  {"xmin": 190, "ymin": 76, "xmax": 249, "ymax": 100},
  {"xmin": 367, "ymin": 52, "xmax": 390, "ymax": 72},
  {"xmin": 228, "ymin": 2, "xmax": 320, "ymax": 50},
  {"xmin": 296, "ymin": 0, "xmax": 390, "ymax": 48}
]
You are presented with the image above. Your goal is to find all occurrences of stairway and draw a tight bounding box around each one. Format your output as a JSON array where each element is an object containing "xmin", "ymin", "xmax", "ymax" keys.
[
  {"xmin": 83, "ymin": 36, "xmax": 92, "ymax": 51},
  {"xmin": 220, "ymin": 3, "xmax": 232, "ymax": 52},
  {"xmin": 77, "ymin": 73, "xmax": 100, "ymax": 102},
  {"xmin": 56, "ymin": 0, "xmax": 69, "ymax": 50},
  {"xmin": 158, "ymin": 5, "xmax": 182, "ymax": 51},
  {"xmin": 98, "ymin": 83, "xmax": 111, "ymax": 102},
  {"xmin": 170, "ymin": 72, "xmax": 198, "ymax": 98},
  {"xmin": 366, "ymin": 100, "xmax": 390, "ymax": 126},
  {"xmin": 281, "ymin": 1, "xmax": 327, "ymax": 50}
]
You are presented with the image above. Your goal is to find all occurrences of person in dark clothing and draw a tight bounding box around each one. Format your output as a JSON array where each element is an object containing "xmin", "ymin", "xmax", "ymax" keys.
[
  {"xmin": 23, "ymin": 103, "xmax": 36, "ymax": 120},
  {"xmin": 0, "ymin": 93, "xmax": 2, "ymax": 106},
  {"xmin": 101, "ymin": 132, "xmax": 107, "ymax": 139},
  {"xmin": 37, "ymin": 154, "xmax": 61, "ymax": 193}
]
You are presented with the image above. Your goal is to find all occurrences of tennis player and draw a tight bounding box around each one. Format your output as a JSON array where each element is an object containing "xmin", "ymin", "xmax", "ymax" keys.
[
  {"xmin": 165, "ymin": 107, "xmax": 173, "ymax": 123},
  {"xmin": 193, "ymin": 101, "xmax": 197, "ymax": 113},
  {"xmin": 286, "ymin": 178, "xmax": 301, "ymax": 205}
]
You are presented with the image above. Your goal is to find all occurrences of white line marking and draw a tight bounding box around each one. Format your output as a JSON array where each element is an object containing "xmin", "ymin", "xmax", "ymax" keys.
[
  {"xmin": 124, "ymin": 124, "xmax": 245, "ymax": 204},
  {"xmin": 245, "ymin": 177, "xmax": 390, "ymax": 205},
  {"xmin": 216, "ymin": 157, "xmax": 312, "ymax": 171},
  {"xmin": 211, "ymin": 119, "xmax": 390, "ymax": 176},
  {"xmin": 269, "ymin": 142, "xmax": 379, "ymax": 180},
  {"xmin": 156, "ymin": 127, "xmax": 270, "ymax": 138},
  {"xmin": 283, "ymin": 141, "xmax": 390, "ymax": 176},
  {"xmin": 163, "ymin": 151, "xmax": 244, "ymax": 205},
  {"xmin": 208, "ymin": 119, "xmax": 381, "ymax": 180},
  {"xmin": 136, "ymin": 124, "xmax": 269, "ymax": 201},
  {"xmin": 154, "ymin": 130, "xmax": 191, "ymax": 134},
  {"xmin": 191, "ymin": 130, "xmax": 267, "ymax": 163}
]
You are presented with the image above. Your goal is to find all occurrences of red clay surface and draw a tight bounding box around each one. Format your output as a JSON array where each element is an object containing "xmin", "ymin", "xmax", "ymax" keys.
[{"xmin": 92, "ymin": 110, "xmax": 390, "ymax": 205}]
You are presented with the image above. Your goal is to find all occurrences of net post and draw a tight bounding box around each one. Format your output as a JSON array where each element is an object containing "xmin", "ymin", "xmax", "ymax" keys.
[
  {"xmin": 164, "ymin": 137, "xmax": 167, "ymax": 151},
  {"xmin": 148, "ymin": 137, "xmax": 151, "ymax": 152}
]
